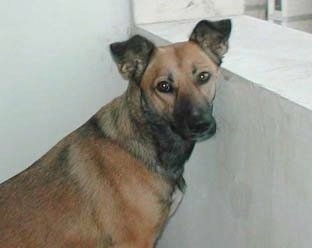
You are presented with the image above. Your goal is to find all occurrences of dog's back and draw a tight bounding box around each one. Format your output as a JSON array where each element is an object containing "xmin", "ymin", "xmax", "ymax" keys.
[{"xmin": 0, "ymin": 112, "xmax": 172, "ymax": 247}]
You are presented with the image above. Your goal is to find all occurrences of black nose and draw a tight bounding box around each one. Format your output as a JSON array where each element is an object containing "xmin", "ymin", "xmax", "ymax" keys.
[{"xmin": 188, "ymin": 104, "xmax": 215, "ymax": 133}]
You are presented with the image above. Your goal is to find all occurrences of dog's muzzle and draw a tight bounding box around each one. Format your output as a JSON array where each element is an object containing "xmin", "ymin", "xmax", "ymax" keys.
[
  {"xmin": 173, "ymin": 104, "xmax": 216, "ymax": 142},
  {"xmin": 188, "ymin": 115, "xmax": 216, "ymax": 141}
]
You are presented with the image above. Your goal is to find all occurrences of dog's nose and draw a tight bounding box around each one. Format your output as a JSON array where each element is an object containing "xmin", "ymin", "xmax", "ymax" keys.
[
  {"xmin": 190, "ymin": 104, "xmax": 213, "ymax": 118},
  {"xmin": 188, "ymin": 104, "xmax": 216, "ymax": 134}
]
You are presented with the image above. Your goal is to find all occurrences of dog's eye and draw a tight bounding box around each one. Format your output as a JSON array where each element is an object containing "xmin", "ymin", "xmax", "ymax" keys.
[
  {"xmin": 156, "ymin": 81, "xmax": 173, "ymax": 93},
  {"xmin": 197, "ymin": 71, "xmax": 211, "ymax": 85}
]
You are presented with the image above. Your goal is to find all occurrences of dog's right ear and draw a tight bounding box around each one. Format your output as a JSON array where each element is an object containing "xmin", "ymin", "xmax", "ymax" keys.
[{"xmin": 110, "ymin": 35, "xmax": 155, "ymax": 82}]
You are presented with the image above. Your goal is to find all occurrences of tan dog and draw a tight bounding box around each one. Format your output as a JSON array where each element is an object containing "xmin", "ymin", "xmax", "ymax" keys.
[{"xmin": 0, "ymin": 19, "xmax": 231, "ymax": 248}]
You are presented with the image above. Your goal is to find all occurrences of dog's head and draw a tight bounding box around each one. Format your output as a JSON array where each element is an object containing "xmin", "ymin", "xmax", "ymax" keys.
[{"xmin": 110, "ymin": 19, "xmax": 231, "ymax": 142}]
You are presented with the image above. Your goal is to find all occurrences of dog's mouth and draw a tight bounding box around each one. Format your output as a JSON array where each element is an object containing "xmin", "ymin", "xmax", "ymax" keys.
[
  {"xmin": 188, "ymin": 119, "xmax": 217, "ymax": 142},
  {"xmin": 171, "ymin": 117, "xmax": 217, "ymax": 142}
]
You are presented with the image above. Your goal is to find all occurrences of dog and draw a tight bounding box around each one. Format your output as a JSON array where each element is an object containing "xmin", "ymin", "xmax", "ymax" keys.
[{"xmin": 0, "ymin": 19, "xmax": 231, "ymax": 248}]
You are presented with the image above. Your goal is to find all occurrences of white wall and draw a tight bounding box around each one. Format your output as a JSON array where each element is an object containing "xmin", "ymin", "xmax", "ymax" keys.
[
  {"xmin": 0, "ymin": 0, "xmax": 131, "ymax": 182},
  {"xmin": 245, "ymin": 0, "xmax": 267, "ymax": 19},
  {"xmin": 132, "ymin": 0, "xmax": 244, "ymax": 24},
  {"xmin": 268, "ymin": 0, "xmax": 312, "ymax": 33}
]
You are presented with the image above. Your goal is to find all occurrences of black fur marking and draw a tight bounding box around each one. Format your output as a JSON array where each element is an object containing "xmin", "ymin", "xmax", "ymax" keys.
[
  {"xmin": 57, "ymin": 147, "xmax": 69, "ymax": 165},
  {"xmin": 42, "ymin": 146, "xmax": 71, "ymax": 185},
  {"xmin": 140, "ymin": 91, "xmax": 195, "ymax": 190},
  {"xmin": 81, "ymin": 116, "xmax": 106, "ymax": 138}
]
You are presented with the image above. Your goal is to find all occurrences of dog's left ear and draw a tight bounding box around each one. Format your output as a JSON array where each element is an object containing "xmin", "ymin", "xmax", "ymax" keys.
[
  {"xmin": 110, "ymin": 35, "xmax": 155, "ymax": 82},
  {"xmin": 190, "ymin": 19, "xmax": 231, "ymax": 63}
]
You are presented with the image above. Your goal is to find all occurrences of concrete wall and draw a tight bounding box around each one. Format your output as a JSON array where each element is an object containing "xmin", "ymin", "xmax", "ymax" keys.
[
  {"xmin": 0, "ymin": 0, "xmax": 131, "ymax": 182},
  {"xmin": 245, "ymin": 0, "xmax": 267, "ymax": 19},
  {"xmin": 268, "ymin": 0, "xmax": 312, "ymax": 33},
  {"xmin": 132, "ymin": 0, "xmax": 268, "ymax": 24},
  {"xmin": 132, "ymin": 0, "xmax": 244, "ymax": 24}
]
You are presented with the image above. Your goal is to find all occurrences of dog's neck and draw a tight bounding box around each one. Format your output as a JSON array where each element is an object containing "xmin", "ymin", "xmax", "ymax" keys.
[{"xmin": 95, "ymin": 83, "xmax": 195, "ymax": 190}]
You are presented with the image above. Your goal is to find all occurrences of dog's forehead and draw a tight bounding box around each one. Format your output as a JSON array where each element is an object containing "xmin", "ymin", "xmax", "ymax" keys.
[{"xmin": 151, "ymin": 42, "xmax": 217, "ymax": 72}]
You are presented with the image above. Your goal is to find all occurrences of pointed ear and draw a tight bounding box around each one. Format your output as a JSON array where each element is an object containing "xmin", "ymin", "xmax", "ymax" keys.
[
  {"xmin": 190, "ymin": 19, "xmax": 231, "ymax": 64},
  {"xmin": 110, "ymin": 35, "xmax": 155, "ymax": 82}
]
